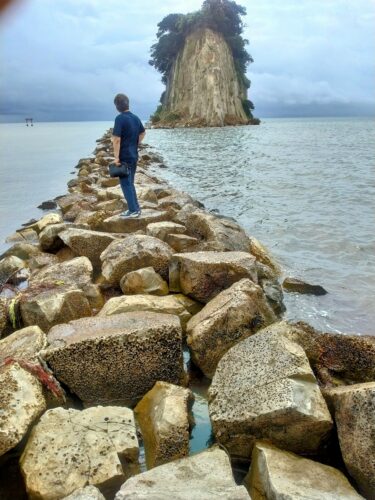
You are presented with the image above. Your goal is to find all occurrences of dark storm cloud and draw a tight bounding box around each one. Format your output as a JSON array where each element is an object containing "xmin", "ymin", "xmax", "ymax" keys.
[{"xmin": 0, "ymin": 0, "xmax": 374, "ymax": 121}]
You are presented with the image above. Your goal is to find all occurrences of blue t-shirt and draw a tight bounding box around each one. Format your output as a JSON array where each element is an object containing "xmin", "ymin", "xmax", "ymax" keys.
[{"xmin": 113, "ymin": 111, "xmax": 145, "ymax": 162}]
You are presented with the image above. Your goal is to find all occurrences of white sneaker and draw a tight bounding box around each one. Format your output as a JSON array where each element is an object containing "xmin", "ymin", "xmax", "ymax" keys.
[{"xmin": 120, "ymin": 210, "xmax": 139, "ymax": 218}]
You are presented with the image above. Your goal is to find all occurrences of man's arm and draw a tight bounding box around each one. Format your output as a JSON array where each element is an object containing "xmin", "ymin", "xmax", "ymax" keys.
[
  {"xmin": 112, "ymin": 135, "xmax": 121, "ymax": 164},
  {"xmin": 138, "ymin": 131, "xmax": 146, "ymax": 144}
]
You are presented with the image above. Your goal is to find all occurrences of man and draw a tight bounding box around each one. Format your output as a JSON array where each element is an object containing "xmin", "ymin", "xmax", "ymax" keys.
[{"xmin": 112, "ymin": 93, "xmax": 146, "ymax": 218}]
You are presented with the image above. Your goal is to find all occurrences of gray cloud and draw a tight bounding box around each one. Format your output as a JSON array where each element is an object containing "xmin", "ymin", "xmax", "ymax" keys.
[{"xmin": 0, "ymin": 0, "xmax": 374, "ymax": 121}]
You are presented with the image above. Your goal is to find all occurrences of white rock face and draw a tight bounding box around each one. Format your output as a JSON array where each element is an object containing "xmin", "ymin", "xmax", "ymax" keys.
[
  {"xmin": 163, "ymin": 28, "xmax": 249, "ymax": 127},
  {"xmin": 120, "ymin": 267, "xmax": 169, "ymax": 296},
  {"xmin": 0, "ymin": 364, "xmax": 46, "ymax": 456},
  {"xmin": 20, "ymin": 406, "xmax": 139, "ymax": 499},
  {"xmin": 245, "ymin": 441, "xmax": 363, "ymax": 499},
  {"xmin": 325, "ymin": 383, "xmax": 375, "ymax": 499},
  {"xmin": 98, "ymin": 294, "xmax": 193, "ymax": 330},
  {"xmin": 134, "ymin": 381, "xmax": 193, "ymax": 468},
  {"xmin": 115, "ymin": 446, "xmax": 249, "ymax": 499},
  {"xmin": 0, "ymin": 325, "xmax": 46, "ymax": 362},
  {"xmin": 208, "ymin": 329, "xmax": 333, "ymax": 458}
]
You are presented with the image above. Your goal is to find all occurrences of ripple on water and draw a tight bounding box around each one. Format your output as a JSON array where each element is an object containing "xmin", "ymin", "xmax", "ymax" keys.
[{"xmin": 147, "ymin": 118, "xmax": 375, "ymax": 335}]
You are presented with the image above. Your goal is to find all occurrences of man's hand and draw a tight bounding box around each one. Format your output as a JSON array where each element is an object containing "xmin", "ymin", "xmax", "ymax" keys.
[{"xmin": 113, "ymin": 157, "xmax": 121, "ymax": 165}]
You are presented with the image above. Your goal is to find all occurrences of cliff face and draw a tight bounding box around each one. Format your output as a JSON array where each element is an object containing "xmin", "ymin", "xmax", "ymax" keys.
[{"xmin": 159, "ymin": 28, "xmax": 249, "ymax": 127}]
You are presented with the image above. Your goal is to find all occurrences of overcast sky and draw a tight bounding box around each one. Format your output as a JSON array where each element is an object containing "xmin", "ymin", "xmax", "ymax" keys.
[{"xmin": 1, "ymin": 0, "xmax": 374, "ymax": 121}]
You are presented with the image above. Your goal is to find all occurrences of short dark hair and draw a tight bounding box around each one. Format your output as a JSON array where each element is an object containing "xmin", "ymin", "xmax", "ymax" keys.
[{"xmin": 114, "ymin": 93, "xmax": 129, "ymax": 112}]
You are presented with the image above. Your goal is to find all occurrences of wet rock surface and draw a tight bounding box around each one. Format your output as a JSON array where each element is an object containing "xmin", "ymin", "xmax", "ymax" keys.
[
  {"xmin": 43, "ymin": 312, "xmax": 184, "ymax": 406},
  {"xmin": 283, "ymin": 277, "xmax": 328, "ymax": 296},
  {"xmin": 20, "ymin": 406, "xmax": 139, "ymax": 499}
]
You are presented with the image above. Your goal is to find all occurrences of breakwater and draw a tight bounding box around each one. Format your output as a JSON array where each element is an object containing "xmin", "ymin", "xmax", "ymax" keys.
[{"xmin": 0, "ymin": 130, "xmax": 374, "ymax": 499}]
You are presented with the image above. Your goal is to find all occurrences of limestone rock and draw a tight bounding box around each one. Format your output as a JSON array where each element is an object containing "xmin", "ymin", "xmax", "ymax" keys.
[
  {"xmin": 146, "ymin": 221, "xmax": 186, "ymax": 241},
  {"xmin": 166, "ymin": 233, "xmax": 199, "ymax": 252},
  {"xmin": 39, "ymin": 222, "xmax": 69, "ymax": 251},
  {"xmin": 30, "ymin": 256, "xmax": 93, "ymax": 292},
  {"xmin": 28, "ymin": 212, "xmax": 63, "ymax": 234},
  {"xmin": 245, "ymin": 441, "xmax": 363, "ymax": 499},
  {"xmin": 29, "ymin": 252, "xmax": 59, "ymax": 271},
  {"xmin": 0, "ymin": 363, "xmax": 47, "ymax": 456},
  {"xmin": 20, "ymin": 286, "xmax": 92, "ymax": 332},
  {"xmin": 99, "ymin": 209, "xmax": 170, "ymax": 233},
  {"xmin": 187, "ymin": 279, "xmax": 277, "ymax": 378},
  {"xmin": 283, "ymin": 277, "xmax": 328, "ymax": 296},
  {"xmin": 63, "ymin": 486, "xmax": 105, "ymax": 500},
  {"xmin": 208, "ymin": 329, "xmax": 333, "ymax": 458},
  {"xmin": 101, "ymin": 235, "xmax": 173, "ymax": 285},
  {"xmin": 20, "ymin": 406, "xmax": 139, "ymax": 499},
  {"xmin": 114, "ymin": 446, "xmax": 249, "ymax": 499},
  {"xmin": 158, "ymin": 191, "xmax": 199, "ymax": 212},
  {"xmin": 98, "ymin": 294, "xmax": 193, "ymax": 330},
  {"xmin": 169, "ymin": 251, "xmax": 258, "ymax": 303},
  {"xmin": 263, "ymin": 321, "xmax": 375, "ymax": 385},
  {"xmin": 134, "ymin": 381, "xmax": 193, "ymax": 468},
  {"xmin": 0, "ymin": 325, "xmax": 46, "ymax": 362},
  {"xmin": 158, "ymin": 28, "xmax": 249, "ymax": 127},
  {"xmin": 0, "ymin": 242, "xmax": 40, "ymax": 261},
  {"xmin": 56, "ymin": 193, "xmax": 90, "ymax": 214},
  {"xmin": 185, "ymin": 211, "xmax": 251, "ymax": 252},
  {"xmin": 249, "ymin": 237, "xmax": 281, "ymax": 276},
  {"xmin": 0, "ymin": 255, "xmax": 25, "ymax": 285},
  {"xmin": 42, "ymin": 312, "xmax": 184, "ymax": 406},
  {"xmin": 59, "ymin": 228, "xmax": 119, "ymax": 270},
  {"xmin": 120, "ymin": 267, "xmax": 169, "ymax": 296},
  {"xmin": 325, "ymin": 383, "xmax": 375, "ymax": 499}
]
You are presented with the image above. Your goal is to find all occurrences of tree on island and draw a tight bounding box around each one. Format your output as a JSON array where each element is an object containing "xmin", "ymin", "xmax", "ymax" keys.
[{"xmin": 149, "ymin": 0, "xmax": 258, "ymax": 126}]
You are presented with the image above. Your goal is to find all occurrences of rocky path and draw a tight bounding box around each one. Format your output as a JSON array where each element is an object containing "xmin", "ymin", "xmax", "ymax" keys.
[{"xmin": 0, "ymin": 131, "xmax": 374, "ymax": 499}]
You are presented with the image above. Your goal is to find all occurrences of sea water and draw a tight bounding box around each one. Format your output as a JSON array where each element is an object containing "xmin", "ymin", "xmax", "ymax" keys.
[{"xmin": 0, "ymin": 118, "xmax": 374, "ymax": 337}]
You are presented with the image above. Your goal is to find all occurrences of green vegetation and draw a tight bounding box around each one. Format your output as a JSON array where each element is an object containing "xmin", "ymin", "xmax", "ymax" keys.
[{"xmin": 149, "ymin": 0, "xmax": 255, "ymax": 121}]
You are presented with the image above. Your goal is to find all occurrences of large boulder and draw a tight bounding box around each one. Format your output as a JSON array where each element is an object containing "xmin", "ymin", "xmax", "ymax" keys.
[
  {"xmin": 20, "ymin": 406, "xmax": 139, "ymax": 499},
  {"xmin": 39, "ymin": 222, "xmax": 70, "ymax": 251},
  {"xmin": 324, "ymin": 383, "xmax": 375, "ymax": 499},
  {"xmin": 187, "ymin": 279, "xmax": 277, "ymax": 378},
  {"xmin": 208, "ymin": 329, "xmax": 333, "ymax": 458},
  {"xmin": 184, "ymin": 211, "xmax": 251, "ymax": 252},
  {"xmin": 29, "ymin": 252, "xmax": 59, "ymax": 271},
  {"xmin": 99, "ymin": 209, "xmax": 170, "ymax": 234},
  {"xmin": 20, "ymin": 286, "xmax": 92, "ymax": 332},
  {"xmin": 134, "ymin": 382, "xmax": 193, "ymax": 468},
  {"xmin": 98, "ymin": 294, "xmax": 193, "ymax": 330},
  {"xmin": 42, "ymin": 312, "xmax": 184, "ymax": 406},
  {"xmin": 166, "ymin": 233, "xmax": 199, "ymax": 253},
  {"xmin": 263, "ymin": 321, "xmax": 375, "ymax": 385},
  {"xmin": 30, "ymin": 256, "xmax": 93, "ymax": 291},
  {"xmin": 146, "ymin": 221, "xmax": 186, "ymax": 241},
  {"xmin": 0, "ymin": 363, "xmax": 47, "ymax": 456},
  {"xmin": 28, "ymin": 212, "xmax": 63, "ymax": 234},
  {"xmin": 115, "ymin": 446, "xmax": 249, "ymax": 500},
  {"xmin": 169, "ymin": 251, "xmax": 258, "ymax": 303},
  {"xmin": 0, "ymin": 242, "xmax": 40, "ymax": 261},
  {"xmin": 120, "ymin": 267, "xmax": 169, "ymax": 296},
  {"xmin": 0, "ymin": 325, "xmax": 46, "ymax": 362},
  {"xmin": 101, "ymin": 235, "xmax": 173, "ymax": 285},
  {"xmin": 245, "ymin": 441, "xmax": 363, "ymax": 499},
  {"xmin": 59, "ymin": 228, "xmax": 119, "ymax": 270},
  {"xmin": 0, "ymin": 255, "xmax": 25, "ymax": 285}
]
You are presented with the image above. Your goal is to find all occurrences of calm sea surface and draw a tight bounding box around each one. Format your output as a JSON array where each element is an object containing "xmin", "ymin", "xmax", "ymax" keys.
[{"xmin": 0, "ymin": 118, "xmax": 374, "ymax": 335}]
